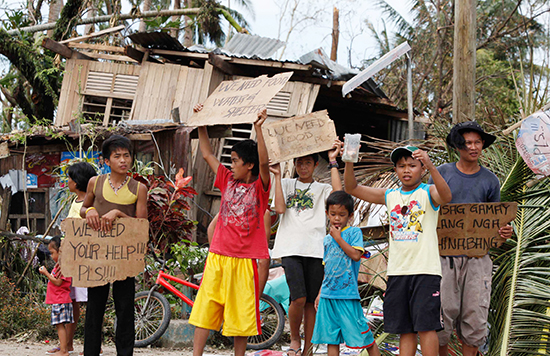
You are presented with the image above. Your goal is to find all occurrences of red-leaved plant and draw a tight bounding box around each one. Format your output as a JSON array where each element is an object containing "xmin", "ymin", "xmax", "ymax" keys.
[{"xmin": 133, "ymin": 168, "xmax": 197, "ymax": 252}]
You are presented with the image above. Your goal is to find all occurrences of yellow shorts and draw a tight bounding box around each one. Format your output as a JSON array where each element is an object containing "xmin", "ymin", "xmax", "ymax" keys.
[{"xmin": 189, "ymin": 252, "xmax": 261, "ymax": 336}]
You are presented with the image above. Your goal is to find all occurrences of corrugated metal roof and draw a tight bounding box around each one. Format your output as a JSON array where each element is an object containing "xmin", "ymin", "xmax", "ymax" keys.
[
  {"xmin": 126, "ymin": 32, "xmax": 388, "ymax": 98},
  {"xmin": 223, "ymin": 33, "xmax": 284, "ymax": 58},
  {"xmin": 299, "ymin": 48, "xmax": 387, "ymax": 98}
]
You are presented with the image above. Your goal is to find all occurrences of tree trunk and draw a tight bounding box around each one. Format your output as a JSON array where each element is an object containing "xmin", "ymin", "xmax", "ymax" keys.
[
  {"xmin": 452, "ymin": 0, "xmax": 476, "ymax": 123},
  {"xmin": 84, "ymin": 3, "xmax": 97, "ymax": 35},
  {"xmin": 330, "ymin": 7, "xmax": 339, "ymax": 62},
  {"xmin": 183, "ymin": 0, "xmax": 193, "ymax": 47},
  {"xmin": 139, "ymin": 0, "xmax": 152, "ymax": 32},
  {"xmin": 171, "ymin": 0, "xmax": 181, "ymax": 38},
  {"xmin": 46, "ymin": 0, "xmax": 64, "ymax": 37},
  {"xmin": 0, "ymin": 31, "xmax": 58, "ymax": 123},
  {"xmin": 51, "ymin": 0, "xmax": 84, "ymax": 41}
]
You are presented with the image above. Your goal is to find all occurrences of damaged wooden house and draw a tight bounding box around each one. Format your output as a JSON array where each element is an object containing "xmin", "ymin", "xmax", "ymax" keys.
[{"xmin": 0, "ymin": 29, "xmax": 418, "ymax": 242}]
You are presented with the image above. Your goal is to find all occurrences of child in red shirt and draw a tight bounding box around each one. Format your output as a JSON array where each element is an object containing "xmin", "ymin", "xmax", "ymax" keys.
[
  {"xmin": 39, "ymin": 236, "xmax": 74, "ymax": 356},
  {"xmin": 190, "ymin": 104, "xmax": 270, "ymax": 356}
]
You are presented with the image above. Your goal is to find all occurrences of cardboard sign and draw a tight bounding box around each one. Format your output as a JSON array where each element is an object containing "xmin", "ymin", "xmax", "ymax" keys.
[
  {"xmin": 437, "ymin": 202, "xmax": 517, "ymax": 257},
  {"xmin": 516, "ymin": 108, "xmax": 550, "ymax": 176},
  {"xmin": 59, "ymin": 218, "xmax": 149, "ymax": 287},
  {"xmin": 262, "ymin": 110, "xmax": 337, "ymax": 163},
  {"xmin": 186, "ymin": 72, "xmax": 293, "ymax": 127}
]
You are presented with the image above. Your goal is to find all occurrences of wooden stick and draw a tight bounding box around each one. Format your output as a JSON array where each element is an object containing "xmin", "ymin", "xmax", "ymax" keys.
[
  {"xmin": 68, "ymin": 42, "xmax": 126, "ymax": 53},
  {"xmin": 59, "ymin": 24, "xmax": 125, "ymax": 44}
]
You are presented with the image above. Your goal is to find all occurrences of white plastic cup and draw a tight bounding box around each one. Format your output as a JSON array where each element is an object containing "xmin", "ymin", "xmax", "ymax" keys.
[{"xmin": 342, "ymin": 133, "xmax": 361, "ymax": 163}]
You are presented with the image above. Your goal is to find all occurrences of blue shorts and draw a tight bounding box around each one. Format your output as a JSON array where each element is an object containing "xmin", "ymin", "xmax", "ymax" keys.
[
  {"xmin": 312, "ymin": 298, "xmax": 375, "ymax": 348},
  {"xmin": 51, "ymin": 303, "xmax": 74, "ymax": 325}
]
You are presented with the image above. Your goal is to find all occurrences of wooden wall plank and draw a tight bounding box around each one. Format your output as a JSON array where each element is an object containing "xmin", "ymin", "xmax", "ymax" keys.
[
  {"xmin": 172, "ymin": 66, "xmax": 189, "ymax": 121},
  {"xmin": 68, "ymin": 60, "xmax": 89, "ymax": 124},
  {"xmin": 131, "ymin": 61, "xmax": 151, "ymax": 120},
  {"xmin": 55, "ymin": 58, "xmax": 76, "ymax": 125},
  {"xmin": 146, "ymin": 64, "xmax": 165, "ymax": 120},
  {"xmin": 307, "ymin": 84, "xmax": 320, "ymax": 113}
]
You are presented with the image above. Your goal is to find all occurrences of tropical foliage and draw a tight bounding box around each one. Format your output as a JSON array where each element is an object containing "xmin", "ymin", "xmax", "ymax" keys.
[
  {"xmin": 0, "ymin": 0, "xmax": 253, "ymax": 130},
  {"xmin": 367, "ymin": 0, "xmax": 549, "ymax": 124},
  {"xmin": 134, "ymin": 168, "xmax": 197, "ymax": 252}
]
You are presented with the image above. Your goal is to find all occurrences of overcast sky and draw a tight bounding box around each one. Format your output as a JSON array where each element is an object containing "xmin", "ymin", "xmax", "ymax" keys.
[{"xmin": 218, "ymin": 0, "xmax": 413, "ymax": 68}]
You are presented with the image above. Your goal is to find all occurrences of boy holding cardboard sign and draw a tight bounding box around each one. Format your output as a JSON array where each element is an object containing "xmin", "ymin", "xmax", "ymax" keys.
[
  {"xmin": 430, "ymin": 122, "xmax": 513, "ymax": 356},
  {"xmin": 80, "ymin": 135, "xmax": 148, "ymax": 356},
  {"xmin": 269, "ymin": 142, "xmax": 342, "ymax": 356},
  {"xmin": 344, "ymin": 145, "xmax": 452, "ymax": 356},
  {"xmin": 190, "ymin": 104, "xmax": 271, "ymax": 356}
]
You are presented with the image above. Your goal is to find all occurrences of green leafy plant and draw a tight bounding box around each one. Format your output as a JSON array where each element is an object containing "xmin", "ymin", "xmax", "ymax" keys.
[
  {"xmin": 169, "ymin": 239, "xmax": 208, "ymax": 279},
  {"xmin": 0, "ymin": 272, "xmax": 53, "ymax": 340},
  {"xmin": 135, "ymin": 168, "xmax": 197, "ymax": 252}
]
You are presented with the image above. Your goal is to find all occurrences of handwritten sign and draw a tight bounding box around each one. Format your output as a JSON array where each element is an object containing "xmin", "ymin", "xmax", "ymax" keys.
[
  {"xmin": 262, "ymin": 110, "xmax": 337, "ymax": 163},
  {"xmin": 59, "ymin": 218, "xmax": 149, "ymax": 287},
  {"xmin": 186, "ymin": 72, "xmax": 293, "ymax": 127},
  {"xmin": 437, "ymin": 202, "xmax": 517, "ymax": 257},
  {"xmin": 516, "ymin": 108, "xmax": 550, "ymax": 176}
]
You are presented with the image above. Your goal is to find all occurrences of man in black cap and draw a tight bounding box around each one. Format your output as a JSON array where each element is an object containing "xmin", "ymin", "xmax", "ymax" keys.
[{"xmin": 429, "ymin": 121, "xmax": 513, "ymax": 356}]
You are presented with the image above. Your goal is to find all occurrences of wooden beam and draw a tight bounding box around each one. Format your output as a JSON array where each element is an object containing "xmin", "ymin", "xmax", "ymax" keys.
[
  {"xmin": 42, "ymin": 37, "xmax": 73, "ymax": 58},
  {"xmin": 59, "ymin": 24, "xmax": 125, "ymax": 44},
  {"xmin": 150, "ymin": 49, "xmax": 210, "ymax": 60},
  {"xmin": 228, "ymin": 57, "xmax": 311, "ymax": 71},
  {"xmin": 371, "ymin": 108, "xmax": 408, "ymax": 119},
  {"xmin": 208, "ymin": 52, "xmax": 238, "ymax": 75},
  {"xmin": 79, "ymin": 51, "xmax": 139, "ymax": 63},
  {"xmin": 127, "ymin": 133, "xmax": 152, "ymax": 141},
  {"xmin": 124, "ymin": 46, "xmax": 161, "ymax": 64},
  {"xmin": 68, "ymin": 42, "xmax": 125, "ymax": 53}
]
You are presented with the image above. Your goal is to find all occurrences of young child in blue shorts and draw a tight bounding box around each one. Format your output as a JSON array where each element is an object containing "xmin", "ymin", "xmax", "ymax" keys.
[
  {"xmin": 344, "ymin": 146, "xmax": 452, "ymax": 356},
  {"xmin": 190, "ymin": 104, "xmax": 270, "ymax": 356},
  {"xmin": 311, "ymin": 190, "xmax": 381, "ymax": 356}
]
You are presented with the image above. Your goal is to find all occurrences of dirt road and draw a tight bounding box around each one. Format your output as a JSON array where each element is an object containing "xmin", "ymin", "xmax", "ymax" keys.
[{"xmin": 0, "ymin": 340, "xmax": 231, "ymax": 356}]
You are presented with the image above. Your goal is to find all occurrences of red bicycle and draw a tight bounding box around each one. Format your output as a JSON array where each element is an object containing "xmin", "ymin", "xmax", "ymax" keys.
[{"xmin": 133, "ymin": 248, "xmax": 285, "ymax": 349}]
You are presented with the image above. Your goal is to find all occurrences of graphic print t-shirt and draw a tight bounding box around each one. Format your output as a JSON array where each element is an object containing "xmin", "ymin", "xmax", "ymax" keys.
[
  {"xmin": 271, "ymin": 178, "xmax": 333, "ymax": 259},
  {"xmin": 385, "ymin": 183, "xmax": 441, "ymax": 276},
  {"xmin": 320, "ymin": 226, "xmax": 364, "ymax": 300},
  {"xmin": 209, "ymin": 165, "xmax": 270, "ymax": 259}
]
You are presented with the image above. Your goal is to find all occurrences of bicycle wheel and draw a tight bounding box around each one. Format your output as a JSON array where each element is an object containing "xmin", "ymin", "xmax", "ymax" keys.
[
  {"xmin": 134, "ymin": 290, "xmax": 172, "ymax": 347},
  {"xmin": 247, "ymin": 294, "xmax": 285, "ymax": 350}
]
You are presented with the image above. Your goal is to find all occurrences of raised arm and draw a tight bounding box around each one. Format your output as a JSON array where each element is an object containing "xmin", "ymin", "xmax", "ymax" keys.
[
  {"xmin": 329, "ymin": 225, "xmax": 363, "ymax": 261},
  {"xmin": 38, "ymin": 265, "xmax": 63, "ymax": 286},
  {"xmin": 412, "ymin": 150, "xmax": 452, "ymax": 206},
  {"xmin": 344, "ymin": 162, "xmax": 386, "ymax": 205},
  {"xmin": 328, "ymin": 139, "xmax": 343, "ymax": 191},
  {"xmin": 269, "ymin": 163, "xmax": 286, "ymax": 214},
  {"xmin": 254, "ymin": 108, "xmax": 270, "ymax": 191},
  {"xmin": 195, "ymin": 104, "xmax": 220, "ymax": 174}
]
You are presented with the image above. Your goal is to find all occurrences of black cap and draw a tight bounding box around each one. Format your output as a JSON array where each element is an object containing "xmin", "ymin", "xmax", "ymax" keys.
[
  {"xmin": 446, "ymin": 121, "xmax": 496, "ymax": 149},
  {"xmin": 390, "ymin": 146, "xmax": 419, "ymax": 164}
]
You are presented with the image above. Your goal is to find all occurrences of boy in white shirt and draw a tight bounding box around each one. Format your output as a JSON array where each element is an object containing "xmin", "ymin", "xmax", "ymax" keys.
[{"xmin": 270, "ymin": 142, "xmax": 341, "ymax": 356}]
